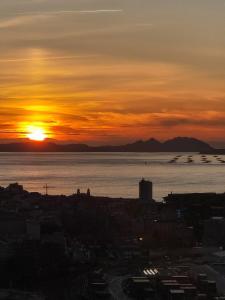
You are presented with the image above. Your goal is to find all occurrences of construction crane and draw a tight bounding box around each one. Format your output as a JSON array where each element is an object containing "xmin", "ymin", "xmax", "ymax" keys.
[{"xmin": 43, "ymin": 184, "xmax": 55, "ymax": 196}]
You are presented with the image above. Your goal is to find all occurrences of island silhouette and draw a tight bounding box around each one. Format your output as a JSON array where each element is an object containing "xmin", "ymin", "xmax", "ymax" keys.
[{"xmin": 0, "ymin": 137, "xmax": 214, "ymax": 152}]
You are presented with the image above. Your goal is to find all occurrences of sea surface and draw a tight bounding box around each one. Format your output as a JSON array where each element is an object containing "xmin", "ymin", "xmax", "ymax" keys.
[{"xmin": 0, "ymin": 152, "xmax": 225, "ymax": 201}]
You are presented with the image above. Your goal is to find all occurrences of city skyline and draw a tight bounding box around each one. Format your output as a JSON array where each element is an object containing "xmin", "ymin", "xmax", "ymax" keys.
[
  {"xmin": 1, "ymin": 3, "xmax": 225, "ymax": 298},
  {"xmin": 1, "ymin": 0, "xmax": 225, "ymax": 146}
]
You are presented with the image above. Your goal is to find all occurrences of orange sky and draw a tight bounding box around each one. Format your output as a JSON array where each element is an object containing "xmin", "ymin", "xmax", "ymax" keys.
[{"xmin": 0, "ymin": 0, "xmax": 225, "ymax": 145}]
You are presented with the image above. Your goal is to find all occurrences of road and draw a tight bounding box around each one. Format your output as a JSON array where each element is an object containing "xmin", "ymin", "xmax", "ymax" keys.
[
  {"xmin": 108, "ymin": 276, "xmax": 132, "ymax": 300},
  {"xmin": 192, "ymin": 264, "xmax": 225, "ymax": 295}
]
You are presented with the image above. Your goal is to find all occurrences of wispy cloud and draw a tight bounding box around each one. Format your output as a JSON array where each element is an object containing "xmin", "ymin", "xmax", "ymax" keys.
[
  {"xmin": 79, "ymin": 10, "xmax": 123, "ymax": 14},
  {"xmin": 0, "ymin": 15, "xmax": 44, "ymax": 29},
  {"xmin": 0, "ymin": 9, "xmax": 123, "ymax": 29},
  {"xmin": 0, "ymin": 54, "xmax": 98, "ymax": 63},
  {"xmin": 15, "ymin": 9, "xmax": 123, "ymax": 16}
]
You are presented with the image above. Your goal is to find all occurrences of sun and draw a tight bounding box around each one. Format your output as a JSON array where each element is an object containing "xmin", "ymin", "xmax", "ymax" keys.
[{"xmin": 27, "ymin": 126, "xmax": 47, "ymax": 141}]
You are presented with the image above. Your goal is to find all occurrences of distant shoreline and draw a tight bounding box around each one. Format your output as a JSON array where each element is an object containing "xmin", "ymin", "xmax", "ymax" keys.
[
  {"xmin": 0, "ymin": 137, "xmax": 217, "ymax": 153},
  {"xmin": 0, "ymin": 150, "xmax": 206, "ymax": 153},
  {"xmin": 200, "ymin": 150, "xmax": 225, "ymax": 155}
]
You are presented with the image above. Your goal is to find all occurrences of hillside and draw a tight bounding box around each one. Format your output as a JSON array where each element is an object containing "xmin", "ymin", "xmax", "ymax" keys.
[{"xmin": 0, "ymin": 137, "xmax": 214, "ymax": 152}]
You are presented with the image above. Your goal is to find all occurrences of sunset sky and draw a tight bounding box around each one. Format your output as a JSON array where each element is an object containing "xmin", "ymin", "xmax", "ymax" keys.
[{"xmin": 0, "ymin": 0, "xmax": 225, "ymax": 145}]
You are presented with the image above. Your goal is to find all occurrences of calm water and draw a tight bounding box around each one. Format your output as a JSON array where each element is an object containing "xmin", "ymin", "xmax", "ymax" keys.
[{"xmin": 0, "ymin": 152, "xmax": 225, "ymax": 200}]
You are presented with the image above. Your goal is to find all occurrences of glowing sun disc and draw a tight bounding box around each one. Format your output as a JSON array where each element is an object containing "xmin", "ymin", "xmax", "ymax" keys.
[{"xmin": 27, "ymin": 127, "xmax": 46, "ymax": 141}]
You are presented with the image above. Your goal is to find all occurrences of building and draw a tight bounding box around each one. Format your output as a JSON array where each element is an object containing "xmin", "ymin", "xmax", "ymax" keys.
[
  {"xmin": 26, "ymin": 220, "xmax": 41, "ymax": 240},
  {"xmin": 0, "ymin": 211, "xmax": 26, "ymax": 238},
  {"xmin": 164, "ymin": 193, "xmax": 225, "ymax": 210},
  {"xmin": 203, "ymin": 217, "xmax": 225, "ymax": 247},
  {"xmin": 139, "ymin": 179, "xmax": 153, "ymax": 203}
]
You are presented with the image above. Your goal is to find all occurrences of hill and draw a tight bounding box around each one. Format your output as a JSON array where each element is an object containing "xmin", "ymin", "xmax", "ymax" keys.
[
  {"xmin": 0, "ymin": 137, "xmax": 214, "ymax": 152},
  {"xmin": 162, "ymin": 137, "xmax": 213, "ymax": 152}
]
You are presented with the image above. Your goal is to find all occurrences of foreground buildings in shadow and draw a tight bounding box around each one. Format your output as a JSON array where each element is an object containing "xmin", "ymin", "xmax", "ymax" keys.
[
  {"xmin": 0, "ymin": 181, "xmax": 225, "ymax": 299},
  {"xmin": 139, "ymin": 179, "xmax": 153, "ymax": 203}
]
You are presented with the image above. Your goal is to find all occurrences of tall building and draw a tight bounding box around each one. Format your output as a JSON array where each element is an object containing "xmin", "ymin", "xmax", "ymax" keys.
[{"xmin": 139, "ymin": 179, "xmax": 153, "ymax": 203}]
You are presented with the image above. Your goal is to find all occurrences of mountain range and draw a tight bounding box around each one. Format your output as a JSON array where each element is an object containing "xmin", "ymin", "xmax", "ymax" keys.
[{"xmin": 0, "ymin": 137, "xmax": 214, "ymax": 152}]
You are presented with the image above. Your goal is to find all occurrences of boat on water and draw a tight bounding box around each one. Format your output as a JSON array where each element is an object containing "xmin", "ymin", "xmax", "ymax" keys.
[
  {"xmin": 168, "ymin": 156, "xmax": 181, "ymax": 163},
  {"xmin": 169, "ymin": 160, "xmax": 177, "ymax": 163}
]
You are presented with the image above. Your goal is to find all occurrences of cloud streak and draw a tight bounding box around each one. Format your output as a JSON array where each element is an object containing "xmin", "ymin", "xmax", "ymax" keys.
[
  {"xmin": 0, "ymin": 55, "xmax": 98, "ymax": 63},
  {"xmin": 0, "ymin": 9, "xmax": 123, "ymax": 29},
  {"xmin": 15, "ymin": 9, "xmax": 123, "ymax": 15}
]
